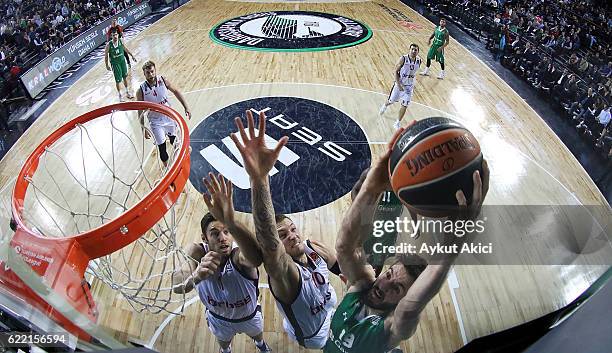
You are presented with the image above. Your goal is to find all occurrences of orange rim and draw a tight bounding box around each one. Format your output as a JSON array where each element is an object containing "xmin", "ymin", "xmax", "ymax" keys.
[{"xmin": 12, "ymin": 101, "xmax": 191, "ymax": 259}]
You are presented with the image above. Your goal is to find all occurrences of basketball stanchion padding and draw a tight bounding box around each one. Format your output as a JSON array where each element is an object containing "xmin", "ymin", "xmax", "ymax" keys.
[
  {"xmin": 0, "ymin": 102, "xmax": 190, "ymax": 341},
  {"xmin": 389, "ymin": 117, "xmax": 483, "ymax": 217}
]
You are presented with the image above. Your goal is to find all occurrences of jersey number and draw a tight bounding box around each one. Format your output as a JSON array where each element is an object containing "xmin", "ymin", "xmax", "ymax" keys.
[
  {"xmin": 338, "ymin": 329, "xmax": 355, "ymax": 348},
  {"xmin": 312, "ymin": 272, "xmax": 326, "ymax": 286}
]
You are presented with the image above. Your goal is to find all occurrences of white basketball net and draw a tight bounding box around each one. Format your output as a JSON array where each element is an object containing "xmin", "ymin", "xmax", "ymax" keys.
[{"xmin": 20, "ymin": 109, "xmax": 194, "ymax": 314}]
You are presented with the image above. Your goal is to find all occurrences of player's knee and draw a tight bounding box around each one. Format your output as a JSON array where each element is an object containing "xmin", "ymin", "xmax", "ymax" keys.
[{"xmin": 158, "ymin": 143, "xmax": 169, "ymax": 162}]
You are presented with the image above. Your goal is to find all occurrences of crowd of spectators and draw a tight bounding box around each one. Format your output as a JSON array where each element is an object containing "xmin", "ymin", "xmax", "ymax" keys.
[
  {"xmin": 424, "ymin": 0, "xmax": 612, "ymax": 158},
  {"xmin": 0, "ymin": 0, "xmax": 136, "ymax": 102}
]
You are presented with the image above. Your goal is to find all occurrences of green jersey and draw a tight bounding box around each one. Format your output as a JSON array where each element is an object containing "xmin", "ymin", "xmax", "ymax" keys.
[
  {"xmin": 432, "ymin": 26, "xmax": 447, "ymax": 47},
  {"xmin": 109, "ymin": 39, "xmax": 125, "ymax": 65},
  {"xmin": 364, "ymin": 191, "xmax": 403, "ymax": 268},
  {"xmin": 324, "ymin": 292, "xmax": 390, "ymax": 353}
]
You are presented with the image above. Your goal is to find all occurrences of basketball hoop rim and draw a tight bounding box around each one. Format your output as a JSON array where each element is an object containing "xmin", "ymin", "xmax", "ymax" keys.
[{"xmin": 11, "ymin": 101, "xmax": 190, "ymax": 258}]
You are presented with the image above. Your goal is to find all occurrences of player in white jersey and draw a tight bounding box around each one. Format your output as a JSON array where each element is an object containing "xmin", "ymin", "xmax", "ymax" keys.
[
  {"xmin": 229, "ymin": 110, "xmax": 342, "ymax": 349},
  {"xmin": 136, "ymin": 61, "xmax": 191, "ymax": 167},
  {"xmin": 172, "ymin": 174, "xmax": 271, "ymax": 353},
  {"xmin": 270, "ymin": 215, "xmax": 339, "ymax": 348},
  {"xmin": 379, "ymin": 44, "xmax": 421, "ymax": 130}
]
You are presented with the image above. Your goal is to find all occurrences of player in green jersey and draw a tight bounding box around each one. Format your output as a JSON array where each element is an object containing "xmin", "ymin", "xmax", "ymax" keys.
[
  {"xmin": 326, "ymin": 124, "xmax": 489, "ymax": 353},
  {"xmin": 421, "ymin": 18, "xmax": 450, "ymax": 79},
  {"xmin": 105, "ymin": 27, "xmax": 137, "ymax": 101},
  {"xmin": 351, "ymin": 181, "xmax": 404, "ymax": 278}
]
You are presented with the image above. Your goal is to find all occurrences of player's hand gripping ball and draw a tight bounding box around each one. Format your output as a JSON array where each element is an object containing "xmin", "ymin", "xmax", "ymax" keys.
[{"xmin": 388, "ymin": 117, "xmax": 483, "ymax": 217}]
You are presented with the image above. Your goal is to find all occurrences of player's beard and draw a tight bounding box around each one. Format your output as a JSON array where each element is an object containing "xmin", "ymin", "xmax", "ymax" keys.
[{"xmin": 363, "ymin": 286, "xmax": 396, "ymax": 313}]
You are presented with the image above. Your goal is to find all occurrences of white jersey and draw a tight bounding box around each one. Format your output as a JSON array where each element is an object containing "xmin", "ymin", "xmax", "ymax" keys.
[
  {"xmin": 398, "ymin": 55, "xmax": 421, "ymax": 87},
  {"xmin": 196, "ymin": 244, "xmax": 260, "ymax": 321},
  {"xmin": 140, "ymin": 76, "xmax": 172, "ymax": 126},
  {"xmin": 270, "ymin": 240, "xmax": 337, "ymax": 348}
]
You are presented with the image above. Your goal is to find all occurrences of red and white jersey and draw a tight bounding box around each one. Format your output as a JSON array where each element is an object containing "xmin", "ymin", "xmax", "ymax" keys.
[
  {"xmin": 140, "ymin": 76, "xmax": 172, "ymax": 125},
  {"xmin": 196, "ymin": 244, "xmax": 260, "ymax": 321},
  {"xmin": 270, "ymin": 240, "xmax": 337, "ymax": 346},
  {"xmin": 398, "ymin": 55, "xmax": 421, "ymax": 87}
]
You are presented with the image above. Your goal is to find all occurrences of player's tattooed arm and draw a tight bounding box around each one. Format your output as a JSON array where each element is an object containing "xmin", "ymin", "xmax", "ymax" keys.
[{"xmin": 230, "ymin": 110, "xmax": 300, "ymax": 301}]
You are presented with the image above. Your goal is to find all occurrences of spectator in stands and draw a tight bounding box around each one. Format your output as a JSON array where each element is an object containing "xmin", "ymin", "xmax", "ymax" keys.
[
  {"xmin": 61, "ymin": 3, "xmax": 70, "ymax": 18},
  {"xmin": 600, "ymin": 61, "xmax": 611, "ymax": 78},
  {"xmin": 55, "ymin": 13, "xmax": 64, "ymax": 26},
  {"xmin": 527, "ymin": 55, "xmax": 549, "ymax": 85},
  {"xmin": 559, "ymin": 74, "xmax": 579, "ymax": 107},
  {"xmin": 578, "ymin": 102, "xmax": 608, "ymax": 137},
  {"xmin": 537, "ymin": 61, "xmax": 559, "ymax": 92},
  {"xmin": 560, "ymin": 35, "xmax": 573, "ymax": 54},
  {"xmin": 569, "ymin": 87, "xmax": 597, "ymax": 120},
  {"xmin": 568, "ymin": 53, "xmax": 580, "ymax": 71},
  {"xmin": 593, "ymin": 106, "xmax": 611, "ymax": 134}
]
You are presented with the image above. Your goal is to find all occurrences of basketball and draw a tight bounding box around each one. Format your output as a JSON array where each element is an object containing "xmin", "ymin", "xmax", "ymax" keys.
[{"xmin": 388, "ymin": 117, "xmax": 483, "ymax": 216}]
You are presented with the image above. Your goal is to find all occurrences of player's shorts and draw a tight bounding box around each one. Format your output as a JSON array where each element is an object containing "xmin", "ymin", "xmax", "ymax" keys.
[
  {"xmin": 205, "ymin": 309, "xmax": 264, "ymax": 343},
  {"xmin": 387, "ymin": 83, "xmax": 414, "ymax": 107},
  {"xmin": 111, "ymin": 60, "xmax": 128, "ymax": 83},
  {"xmin": 427, "ymin": 44, "xmax": 445, "ymax": 64},
  {"xmin": 284, "ymin": 308, "xmax": 334, "ymax": 349},
  {"xmin": 150, "ymin": 121, "xmax": 177, "ymax": 145}
]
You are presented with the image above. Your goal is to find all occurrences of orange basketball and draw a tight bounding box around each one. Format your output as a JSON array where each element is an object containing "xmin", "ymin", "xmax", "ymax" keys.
[{"xmin": 388, "ymin": 117, "xmax": 483, "ymax": 216}]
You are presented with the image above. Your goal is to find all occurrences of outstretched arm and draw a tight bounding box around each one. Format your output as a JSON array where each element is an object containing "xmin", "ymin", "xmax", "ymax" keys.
[
  {"xmin": 104, "ymin": 43, "xmax": 110, "ymax": 70},
  {"xmin": 164, "ymin": 77, "xmax": 191, "ymax": 119},
  {"xmin": 230, "ymin": 111, "xmax": 300, "ymax": 302},
  {"xmin": 385, "ymin": 261, "xmax": 453, "ymax": 347},
  {"xmin": 385, "ymin": 162, "xmax": 489, "ymax": 348},
  {"xmin": 336, "ymin": 127, "xmax": 408, "ymax": 291},
  {"xmin": 202, "ymin": 173, "xmax": 263, "ymax": 268}
]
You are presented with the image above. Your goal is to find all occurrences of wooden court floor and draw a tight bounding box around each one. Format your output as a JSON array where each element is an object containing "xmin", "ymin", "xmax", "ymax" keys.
[{"xmin": 0, "ymin": 1, "xmax": 610, "ymax": 352}]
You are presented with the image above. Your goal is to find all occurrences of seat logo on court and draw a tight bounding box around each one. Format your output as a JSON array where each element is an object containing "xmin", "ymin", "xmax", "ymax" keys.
[
  {"xmin": 209, "ymin": 11, "xmax": 372, "ymax": 52},
  {"xmin": 189, "ymin": 97, "xmax": 371, "ymax": 214}
]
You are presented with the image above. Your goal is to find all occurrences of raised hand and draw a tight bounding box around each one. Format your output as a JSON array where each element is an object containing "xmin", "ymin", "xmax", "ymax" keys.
[
  {"xmin": 202, "ymin": 173, "xmax": 235, "ymax": 226},
  {"xmin": 363, "ymin": 121, "xmax": 416, "ymax": 194},
  {"xmin": 194, "ymin": 251, "xmax": 222, "ymax": 281},
  {"xmin": 453, "ymin": 159, "xmax": 489, "ymax": 221},
  {"xmin": 230, "ymin": 110, "xmax": 288, "ymax": 180}
]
